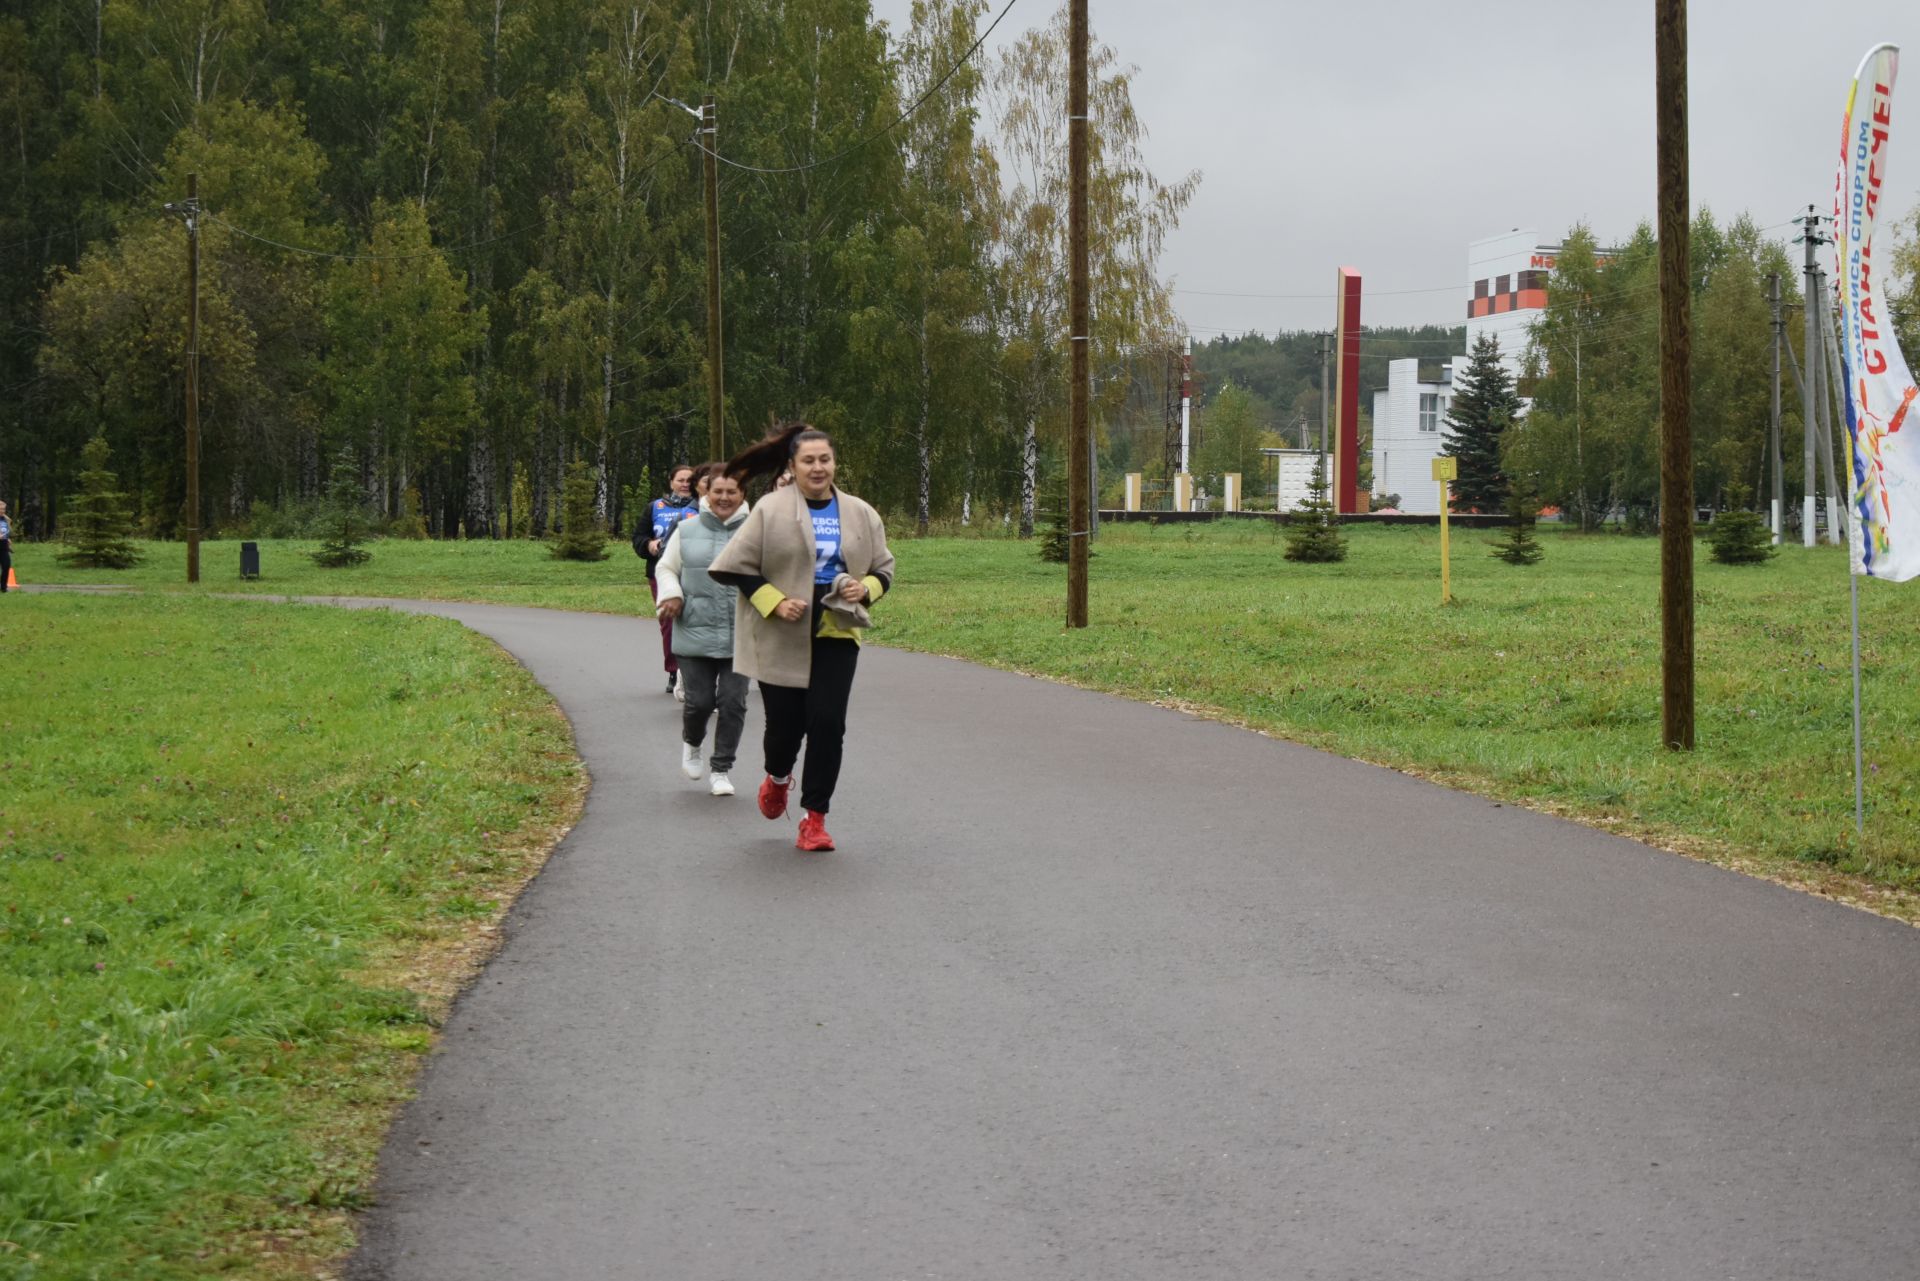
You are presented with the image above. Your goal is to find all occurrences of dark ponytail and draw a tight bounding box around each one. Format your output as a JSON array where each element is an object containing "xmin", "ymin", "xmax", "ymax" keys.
[{"xmin": 725, "ymin": 422, "xmax": 832, "ymax": 486}]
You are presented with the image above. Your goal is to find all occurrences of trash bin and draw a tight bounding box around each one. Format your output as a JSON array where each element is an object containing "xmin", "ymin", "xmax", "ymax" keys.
[{"xmin": 240, "ymin": 541, "xmax": 260, "ymax": 579}]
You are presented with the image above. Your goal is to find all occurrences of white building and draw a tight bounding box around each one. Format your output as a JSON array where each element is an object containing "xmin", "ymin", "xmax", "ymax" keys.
[
  {"xmin": 1372, "ymin": 358, "xmax": 1458, "ymax": 513},
  {"xmin": 1463, "ymin": 228, "xmax": 1557, "ymax": 370},
  {"xmin": 1371, "ymin": 229, "xmax": 1567, "ymax": 513},
  {"xmin": 1259, "ymin": 448, "xmax": 1326, "ymax": 511}
]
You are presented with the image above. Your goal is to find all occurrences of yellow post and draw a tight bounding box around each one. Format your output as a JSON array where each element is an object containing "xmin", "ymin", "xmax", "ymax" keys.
[{"xmin": 1432, "ymin": 456, "xmax": 1457, "ymax": 603}]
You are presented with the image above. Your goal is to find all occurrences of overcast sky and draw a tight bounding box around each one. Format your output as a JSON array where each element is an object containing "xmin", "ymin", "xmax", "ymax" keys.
[{"xmin": 866, "ymin": 0, "xmax": 1918, "ymax": 334}]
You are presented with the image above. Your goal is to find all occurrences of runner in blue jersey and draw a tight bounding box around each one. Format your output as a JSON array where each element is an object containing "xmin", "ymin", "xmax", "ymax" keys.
[{"xmin": 634, "ymin": 465, "xmax": 698, "ymax": 696}]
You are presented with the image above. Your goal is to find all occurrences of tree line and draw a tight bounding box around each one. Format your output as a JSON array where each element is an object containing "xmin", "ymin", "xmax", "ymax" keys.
[
  {"xmin": 1506, "ymin": 212, "xmax": 1919, "ymax": 529},
  {"xmin": 1185, "ymin": 210, "xmax": 1920, "ymax": 527},
  {"xmin": 1156, "ymin": 325, "xmax": 1464, "ymax": 503},
  {"xmin": 1, "ymin": 0, "xmax": 1196, "ymax": 543}
]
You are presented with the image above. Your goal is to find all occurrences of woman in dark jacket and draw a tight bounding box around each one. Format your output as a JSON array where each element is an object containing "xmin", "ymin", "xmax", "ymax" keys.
[{"xmin": 635, "ymin": 464, "xmax": 698, "ymax": 696}]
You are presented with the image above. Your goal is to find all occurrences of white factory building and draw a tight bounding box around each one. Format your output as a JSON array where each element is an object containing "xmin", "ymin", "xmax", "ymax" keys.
[{"xmin": 1372, "ymin": 229, "xmax": 1564, "ymax": 514}]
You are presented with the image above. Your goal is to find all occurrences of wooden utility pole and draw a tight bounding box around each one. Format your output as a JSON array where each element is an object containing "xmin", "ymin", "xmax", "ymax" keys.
[
  {"xmin": 1654, "ymin": 0, "xmax": 1693, "ymax": 750},
  {"xmin": 702, "ymin": 96, "xmax": 725, "ymax": 461},
  {"xmin": 1799, "ymin": 207, "xmax": 1822, "ymax": 547},
  {"xmin": 1769, "ymin": 271, "xmax": 1785, "ymax": 543},
  {"xmin": 184, "ymin": 173, "xmax": 201, "ymax": 584},
  {"xmin": 1065, "ymin": 0, "xmax": 1089, "ymax": 628}
]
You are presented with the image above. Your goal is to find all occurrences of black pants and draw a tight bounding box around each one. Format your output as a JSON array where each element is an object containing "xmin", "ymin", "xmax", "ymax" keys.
[
  {"xmin": 0, "ymin": 539, "xmax": 9, "ymax": 591},
  {"xmin": 678, "ymin": 654, "xmax": 748, "ymax": 772},
  {"xmin": 759, "ymin": 635, "xmax": 860, "ymax": 814}
]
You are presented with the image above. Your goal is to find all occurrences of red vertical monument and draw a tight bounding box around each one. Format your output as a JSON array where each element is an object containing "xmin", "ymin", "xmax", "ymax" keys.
[{"xmin": 1332, "ymin": 268, "xmax": 1363, "ymax": 514}]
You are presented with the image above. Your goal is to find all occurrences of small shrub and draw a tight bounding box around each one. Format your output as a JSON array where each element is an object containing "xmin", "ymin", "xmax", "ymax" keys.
[
  {"xmin": 510, "ymin": 463, "xmax": 535, "ymax": 538},
  {"xmin": 1709, "ymin": 483, "xmax": 1776, "ymax": 565},
  {"xmin": 1284, "ymin": 457, "xmax": 1347, "ymax": 563},
  {"xmin": 1039, "ymin": 471, "xmax": 1069, "ymax": 563},
  {"xmin": 389, "ymin": 486, "xmax": 429, "ymax": 539},
  {"xmin": 58, "ymin": 433, "xmax": 143, "ymax": 569},
  {"xmin": 247, "ymin": 496, "xmax": 333, "ymax": 539},
  {"xmin": 1492, "ymin": 487, "xmax": 1545, "ymax": 565},
  {"xmin": 311, "ymin": 447, "xmax": 374, "ymax": 568},
  {"xmin": 549, "ymin": 460, "xmax": 609, "ymax": 561}
]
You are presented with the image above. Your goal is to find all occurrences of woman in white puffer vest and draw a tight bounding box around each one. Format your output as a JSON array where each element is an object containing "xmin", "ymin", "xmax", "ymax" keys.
[{"xmin": 653, "ymin": 472, "xmax": 752, "ymax": 797}]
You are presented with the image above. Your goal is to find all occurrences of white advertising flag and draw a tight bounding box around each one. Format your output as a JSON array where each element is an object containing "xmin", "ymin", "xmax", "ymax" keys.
[{"xmin": 1835, "ymin": 43, "xmax": 1920, "ymax": 580}]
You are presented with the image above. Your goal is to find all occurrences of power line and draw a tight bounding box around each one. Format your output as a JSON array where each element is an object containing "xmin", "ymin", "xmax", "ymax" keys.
[
  {"xmin": 1184, "ymin": 304, "xmax": 1667, "ymax": 349},
  {"xmin": 205, "ymin": 213, "xmax": 544, "ymax": 262},
  {"xmin": 1181, "ymin": 282, "xmax": 1484, "ymax": 301},
  {"xmin": 1176, "ymin": 216, "xmax": 1818, "ymax": 305},
  {"xmin": 690, "ymin": 0, "xmax": 1021, "ymax": 177},
  {"xmin": 1177, "ymin": 276, "xmax": 1666, "ymax": 303}
]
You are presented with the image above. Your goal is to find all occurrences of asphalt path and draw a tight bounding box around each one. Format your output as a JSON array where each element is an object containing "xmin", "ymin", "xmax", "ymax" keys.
[{"xmin": 335, "ymin": 599, "xmax": 1920, "ymax": 1281}]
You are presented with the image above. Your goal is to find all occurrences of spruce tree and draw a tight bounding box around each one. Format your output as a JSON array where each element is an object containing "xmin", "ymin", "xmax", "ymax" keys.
[
  {"xmin": 1039, "ymin": 470, "xmax": 1069, "ymax": 563},
  {"xmin": 1284, "ymin": 456, "xmax": 1347, "ymax": 563},
  {"xmin": 550, "ymin": 460, "xmax": 609, "ymax": 561},
  {"xmin": 1491, "ymin": 485, "xmax": 1545, "ymax": 566},
  {"xmin": 1709, "ymin": 483, "xmax": 1776, "ymax": 565},
  {"xmin": 1441, "ymin": 333, "xmax": 1522, "ymax": 512},
  {"xmin": 311, "ymin": 446, "xmax": 373, "ymax": 568},
  {"xmin": 59, "ymin": 433, "xmax": 143, "ymax": 568}
]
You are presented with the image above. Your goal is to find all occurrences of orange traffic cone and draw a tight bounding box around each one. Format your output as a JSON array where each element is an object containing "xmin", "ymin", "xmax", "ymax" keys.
[{"xmin": 3, "ymin": 567, "xmax": 13, "ymax": 589}]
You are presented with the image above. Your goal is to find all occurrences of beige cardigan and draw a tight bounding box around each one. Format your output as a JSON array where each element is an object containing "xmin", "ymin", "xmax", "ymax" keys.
[{"xmin": 707, "ymin": 484, "xmax": 895, "ymax": 688}]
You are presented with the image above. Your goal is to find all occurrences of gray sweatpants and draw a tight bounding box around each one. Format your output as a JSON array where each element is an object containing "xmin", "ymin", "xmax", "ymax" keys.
[{"xmin": 678, "ymin": 654, "xmax": 749, "ymax": 772}]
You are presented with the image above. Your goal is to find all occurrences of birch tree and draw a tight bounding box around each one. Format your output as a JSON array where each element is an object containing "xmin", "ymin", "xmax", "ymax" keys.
[
  {"xmin": 319, "ymin": 200, "xmax": 483, "ymax": 522},
  {"xmin": 549, "ymin": 0, "xmax": 697, "ymax": 520},
  {"xmin": 987, "ymin": 3, "xmax": 1196, "ymax": 534},
  {"xmin": 848, "ymin": 0, "xmax": 996, "ymax": 531}
]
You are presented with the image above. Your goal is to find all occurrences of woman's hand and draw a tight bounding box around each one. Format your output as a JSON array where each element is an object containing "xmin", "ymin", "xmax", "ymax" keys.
[
  {"xmin": 658, "ymin": 597, "xmax": 682, "ymax": 621},
  {"xmin": 773, "ymin": 597, "xmax": 808, "ymax": 623},
  {"xmin": 647, "ymin": 537, "xmax": 661, "ymax": 556},
  {"xmin": 837, "ymin": 578, "xmax": 867, "ymax": 604}
]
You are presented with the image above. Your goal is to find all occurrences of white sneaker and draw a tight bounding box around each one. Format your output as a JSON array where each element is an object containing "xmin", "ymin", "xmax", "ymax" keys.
[
  {"xmin": 709, "ymin": 771, "xmax": 735, "ymax": 797},
  {"xmin": 680, "ymin": 742, "xmax": 703, "ymax": 779}
]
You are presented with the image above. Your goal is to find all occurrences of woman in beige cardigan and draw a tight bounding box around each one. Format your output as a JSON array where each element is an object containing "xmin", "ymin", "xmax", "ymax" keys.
[{"xmin": 708, "ymin": 424, "xmax": 894, "ymax": 852}]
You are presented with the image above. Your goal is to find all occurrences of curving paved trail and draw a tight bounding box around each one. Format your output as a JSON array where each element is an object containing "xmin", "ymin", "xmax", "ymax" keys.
[{"xmin": 335, "ymin": 599, "xmax": 1920, "ymax": 1281}]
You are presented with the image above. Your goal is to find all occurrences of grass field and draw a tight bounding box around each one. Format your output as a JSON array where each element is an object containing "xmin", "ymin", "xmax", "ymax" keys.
[
  {"xmin": 26, "ymin": 521, "xmax": 1920, "ymax": 912},
  {"xmin": 881, "ymin": 521, "xmax": 1920, "ymax": 909},
  {"xmin": 19, "ymin": 534, "xmax": 660, "ymax": 616},
  {"xmin": 0, "ymin": 594, "xmax": 580, "ymax": 1279}
]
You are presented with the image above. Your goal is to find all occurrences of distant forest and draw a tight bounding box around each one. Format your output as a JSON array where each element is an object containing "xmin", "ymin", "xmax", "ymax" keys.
[
  {"xmin": 1098, "ymin": 325, "xmax": 1465, "ymax": 493},
  {"xmin": 1191, "ymin": 325, "xmax": 1466, "ymax": 446},
  {"xmin": 0, "ymin": 0, "xmax": 1203, "ymax": 541}
]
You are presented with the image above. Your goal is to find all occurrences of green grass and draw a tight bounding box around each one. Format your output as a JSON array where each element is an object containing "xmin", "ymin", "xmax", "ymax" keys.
[
  {"xmin": 0, "ymin": 594, "xmax": 579, "ymax": 1279},
  {"xmin": 27, "ymin": 522, "xmax": 1920, "ymax": 906},
  {"xmin": 20, "ymin": 535, "xmax": 663, "ymax": 615},
  {"xmin": 878, "ymin": 521, "xmax": 1920, "ymax": 903}
]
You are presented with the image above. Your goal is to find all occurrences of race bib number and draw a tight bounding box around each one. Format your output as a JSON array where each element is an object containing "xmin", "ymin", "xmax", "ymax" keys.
[{"xmin": 812, "ymin": 508, "xmax": 842, "ymax": 583}]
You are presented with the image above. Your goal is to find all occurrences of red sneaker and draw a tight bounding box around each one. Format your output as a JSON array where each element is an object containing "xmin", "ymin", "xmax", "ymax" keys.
[
  {"xmin": 795, "ymin": 810, "xmax": 835, "ymax": 852},
  {"xmin": 757, "ymin": 774, "xmax": 791, "ymax": 820}
]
